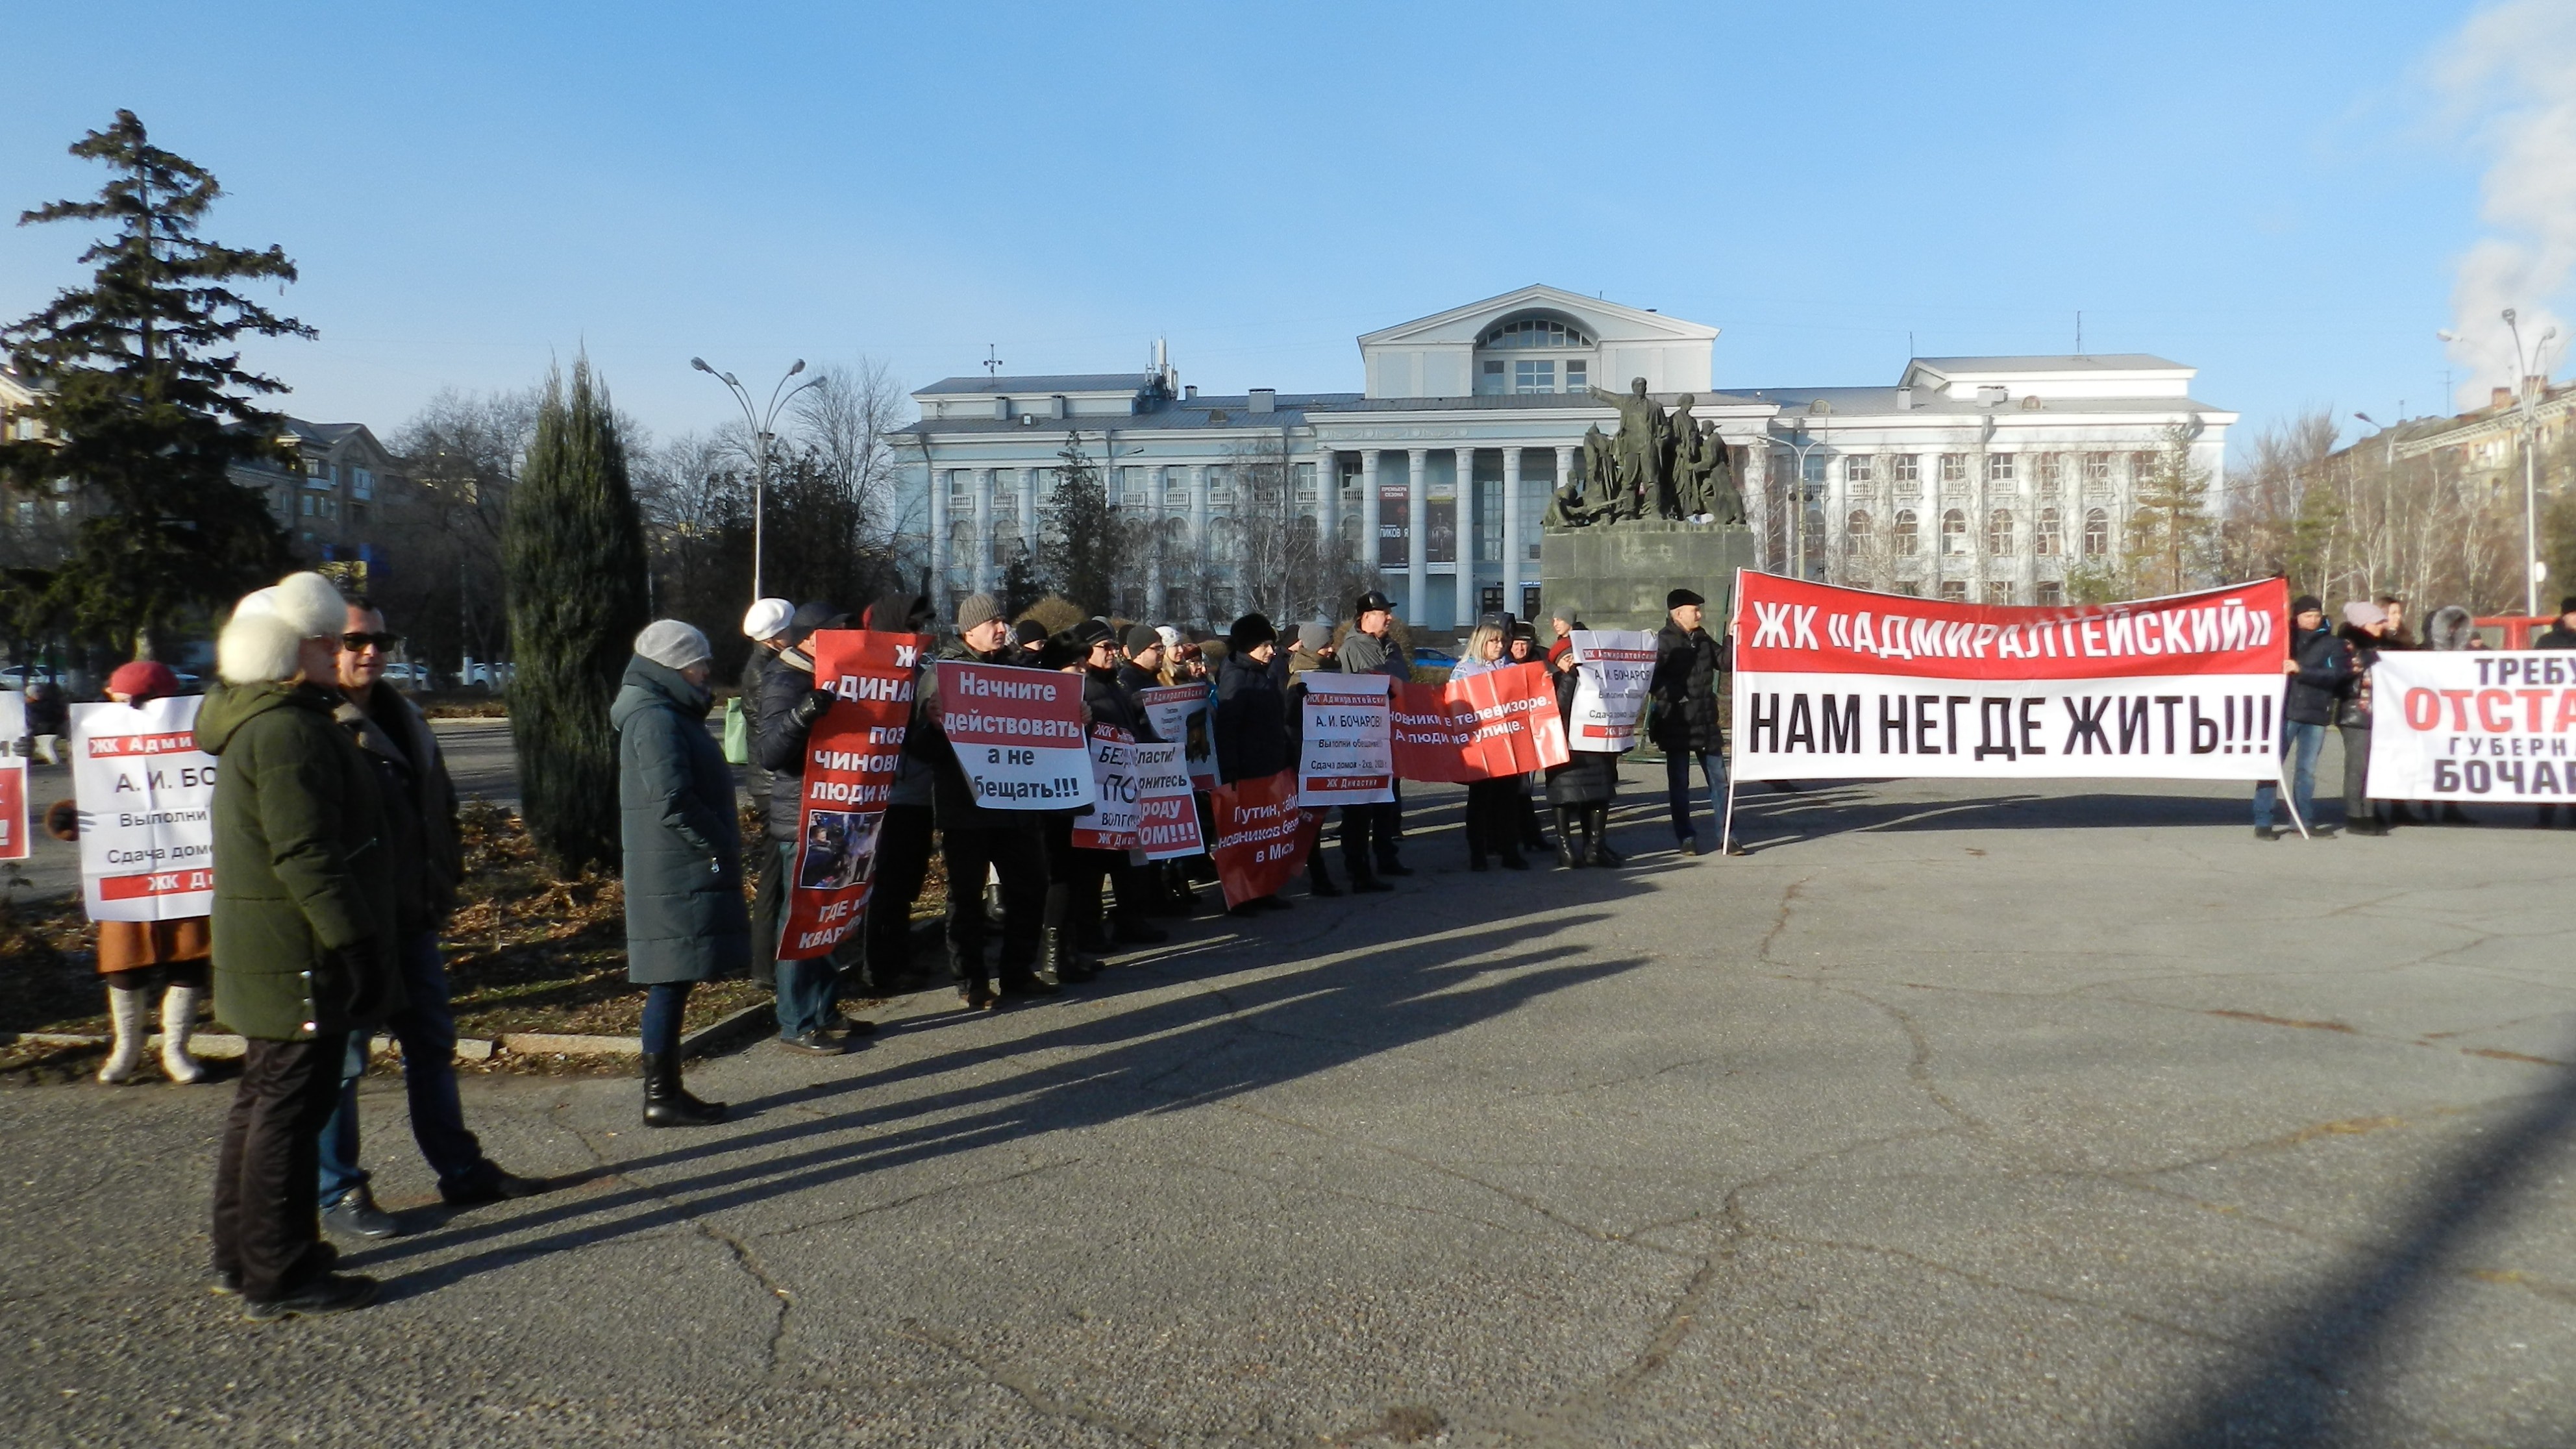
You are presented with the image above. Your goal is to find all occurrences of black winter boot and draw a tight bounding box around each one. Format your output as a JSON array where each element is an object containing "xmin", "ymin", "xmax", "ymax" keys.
[
  {"xmin": 1588, "ymin": 805, "xmax": 1624, "ymax": 867},
  {"xmin": 1555, "ymin": 807, "xmax": 1584, "ymax": 869},
  {"xmin": 1043, "ymin": 927, "xmax": 1098, "ymax": 984},
  {"xmin": 642, "ymin": 1053, "xmax": 725, "ymax": 1128},
  {"xmin": 1306, "ymin": 854, "xmax": 1343, "ymax": 897}
]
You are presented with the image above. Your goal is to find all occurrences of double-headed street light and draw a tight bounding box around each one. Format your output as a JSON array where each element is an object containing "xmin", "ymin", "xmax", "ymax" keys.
[{"xmin": 691, "ymin": 356, "xmax": 822, "ymax": 602}]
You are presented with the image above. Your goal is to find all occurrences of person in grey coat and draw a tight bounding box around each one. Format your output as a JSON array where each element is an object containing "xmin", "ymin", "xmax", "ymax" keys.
[{"xmin": 613, "ymin": 620, "xmax": 748, "ymax": 1128}]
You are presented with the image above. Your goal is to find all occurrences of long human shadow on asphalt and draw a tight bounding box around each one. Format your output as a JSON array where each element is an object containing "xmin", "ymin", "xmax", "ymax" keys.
[
  {"xmin": 347, "ymin": 862, "xmax": 1674, "ymax": 1298},
  {"xmin": 2135, "ymin": 1061, "xmax": 2576, "ymax": 1448},
  {"xmin": 1725, "ymin": 780, "xmax": 2270, "ymax": 843}
]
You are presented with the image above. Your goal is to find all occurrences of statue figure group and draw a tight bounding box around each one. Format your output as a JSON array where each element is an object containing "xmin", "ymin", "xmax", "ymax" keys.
[{"xmin": 1542, "ymin": 377, "xmax": 1746, "ymax": 528}]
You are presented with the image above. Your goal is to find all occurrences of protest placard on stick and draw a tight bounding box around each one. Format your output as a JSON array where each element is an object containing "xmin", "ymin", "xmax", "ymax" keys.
[
  {"xmin": 71, "ymin": 697, "xmax": 215, "ymax": 921},
  {"xmin": 1298, "ymin": 673, "xmax": 1393, "ymax": 806},
  {"xmin": 776, "ymin": 630, "xmax": 929, "ymax": 959},
  {"xmin": 937, "ymin": 660, "xmax": 1096, "ymax": 810}
]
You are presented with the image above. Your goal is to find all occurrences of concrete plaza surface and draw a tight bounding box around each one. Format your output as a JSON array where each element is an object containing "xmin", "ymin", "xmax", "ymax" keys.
[{"xmin": 4, "ymin": 773, "xmax": 2572, "ymax": 1447}]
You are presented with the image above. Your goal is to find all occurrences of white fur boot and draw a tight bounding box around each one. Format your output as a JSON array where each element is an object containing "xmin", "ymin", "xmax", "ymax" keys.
[
  {"xmin": 159, "ymin": 984, "xmax": 206, "ymax": 1085},
  {"xmin": 99, "ymin": 986, "xmax": 149, "ymax": 1084}
]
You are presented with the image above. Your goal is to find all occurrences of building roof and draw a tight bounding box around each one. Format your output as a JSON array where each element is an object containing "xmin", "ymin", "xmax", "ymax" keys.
[
  {"xmin": 1744, "ymin": 385, "xmax": 2229, "ymax": 417},
  {"xmin": 1359, "ymin": 283, "xmax": 1718, "ymax": 347},
  {"xmin": 1909, "ymin": 354, "xmax": 2188, "ymax": 373},
  {"xmin": 913, "ymin": 373, "xmax": 1155, "ymax": 398}
]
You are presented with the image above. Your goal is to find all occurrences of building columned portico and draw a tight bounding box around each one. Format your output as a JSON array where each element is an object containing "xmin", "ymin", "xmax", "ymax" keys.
[{"xmin": 893, "ymin": 285, "xmax": 2235, "ymax": 632}]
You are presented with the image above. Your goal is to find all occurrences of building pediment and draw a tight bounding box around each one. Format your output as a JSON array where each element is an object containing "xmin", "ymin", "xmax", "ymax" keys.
[{"xmin": 1359, "ymin": 284, "xmax": 1718, "ymax": 348}]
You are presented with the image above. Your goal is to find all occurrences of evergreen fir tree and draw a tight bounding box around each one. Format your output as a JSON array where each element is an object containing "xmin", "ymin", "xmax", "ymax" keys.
[
  {"xmin": 1037, "ymin": 432, "xmax": 1124, "ymax": 614},
  {"xmin": 504, "ymin": 356, "xmax": 651, "ymax": 874},
  {"xmin": 998, "ymin": 545, "xmax": 1043, "ymax": 618},
  {"xmin": 0, "ymin": 111, "xmax": 303, "ymax": 656}
]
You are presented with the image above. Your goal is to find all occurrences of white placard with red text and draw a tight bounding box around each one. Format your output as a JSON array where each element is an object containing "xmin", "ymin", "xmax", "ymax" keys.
[
  {"xmin": 1728, "ymin": 571, "xmax": 2294, "ymax": 782},
  {"xmin": 1132, "ymin": 741, "xmax": 1205, "ymax": 860},
  {"xmin": 937, "ymin": 660, "xmax": 1096, "ymax": 810},
  {"xmin": 2367, "ymin": 651, "xmax": 2576, "ymax": 802},
  {"xmin": 1071, "ymin": 725, "xmax": 1142, "ymax": 850},
  {"xmin": 1298, "ymin": 673, "xmax": 1395, "ymax": 806},
  {"xmin": 71, "ymin": 696, "xmax": 216, "ymax": 921},
  {"xmin": 1566, "ymin": 630, "xmax": 1657, "ymax": 752}
]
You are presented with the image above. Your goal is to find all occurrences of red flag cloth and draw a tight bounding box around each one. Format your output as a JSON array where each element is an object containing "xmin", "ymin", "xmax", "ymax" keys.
[
  {"xmin": 1390, "ymin": 662, "xmax": 1569, "ymax": 783},
  {"xmin": 1208, "ymin": 769, "xmax": 1310, "ymax": 908},
  {"xmin": 776, "ymin": 630, "xmax": 930, "ymax": 959}
]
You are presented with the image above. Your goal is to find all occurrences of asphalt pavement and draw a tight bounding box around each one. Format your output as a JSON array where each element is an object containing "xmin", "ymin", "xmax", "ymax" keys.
[{"xmin": 4, "ymin": 767, "xmax": 2572, "ymax": 1447}]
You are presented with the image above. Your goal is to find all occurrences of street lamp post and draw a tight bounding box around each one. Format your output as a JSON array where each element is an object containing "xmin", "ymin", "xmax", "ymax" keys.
[
  {"xmin": 1765, "ymin": 421, "xmax": 1822, "ymax": 580},
  {"xmin": 2355, "ymin": 410, "xmax": 2399, "ymax": 592},
  {"xmin": 2501, "ymin": 310, "xmax": 2560, "ymax": 618},
  {"xmin": 691, "ymin": 356, "xmax": 823, "ymax": 602}
]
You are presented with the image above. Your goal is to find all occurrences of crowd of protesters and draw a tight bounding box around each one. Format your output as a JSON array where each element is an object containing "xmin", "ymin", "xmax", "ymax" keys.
[{"xmin": 56, "ymin": 567, "xmax": 2571, "ymax": 1322}]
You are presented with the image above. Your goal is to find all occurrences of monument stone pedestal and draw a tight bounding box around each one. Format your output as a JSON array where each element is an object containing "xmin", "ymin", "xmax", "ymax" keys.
[{"xmin": 1540, "ymin": 521, "xmax": 1757, "ymax": 634}]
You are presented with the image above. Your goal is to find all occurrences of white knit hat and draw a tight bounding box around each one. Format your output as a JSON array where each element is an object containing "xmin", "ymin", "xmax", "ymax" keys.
[
  {"xmin": 217, "ymin": 571, "xmax": 348, "ymax": 684},
  {"xmin": 634, "ymin": 619, "xmax": 712, "ymax": 671},
  {"xmin": 742, "ymin": 597, "xmax": 795, "ymax": 641}
]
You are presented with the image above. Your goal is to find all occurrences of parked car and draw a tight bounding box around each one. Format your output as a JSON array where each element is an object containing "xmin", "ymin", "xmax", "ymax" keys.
[
  {"xmin": 1410, "ymin": 646, "xmax": 1457, "ymax": 669},
  {"xmin": 380, "ymin": 662, "xmax": 433, "ymax": 691},
  {"xmin": 0, "ymin": 665, "xmax": 71, "ymax": 693},
  {"xmin": 459, "ymin": 660, "xmax": 515, "ymax": 691}
]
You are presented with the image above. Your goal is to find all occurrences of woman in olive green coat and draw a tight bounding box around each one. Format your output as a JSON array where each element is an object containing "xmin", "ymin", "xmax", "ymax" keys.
[
  {"xmin": 615, "ymin": 620, "xmax": 748, "ymax": 1127},
  {"xmin": 196, "ymin": 571, "xmax": 397, "ymax": 1320}
]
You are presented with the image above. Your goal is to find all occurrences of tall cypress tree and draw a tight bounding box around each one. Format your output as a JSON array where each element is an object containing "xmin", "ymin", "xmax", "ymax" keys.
[
  {"xmin": 505, "ymin": 356, "xmax": 650, "ymax": 873},
  {"xmin": 0, "ymin": 111, "xmax": 301, "ymax": 656}
]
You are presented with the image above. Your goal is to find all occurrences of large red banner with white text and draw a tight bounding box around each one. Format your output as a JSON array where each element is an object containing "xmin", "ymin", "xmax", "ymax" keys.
[
  {"xmin": 1728, "ymin": 571, "xmax": 2292, "ymax": 782},
  {"xmin": 1390, "ymin": 663, "xmax": 1571, "ymax": 782},
  {"xmin": 1208, "ymin": 769, "xmax": 1310, "ymax": 908},
  {"xmin": 777, "ymin": 630, "xmax": 930, "ymax": 959}
]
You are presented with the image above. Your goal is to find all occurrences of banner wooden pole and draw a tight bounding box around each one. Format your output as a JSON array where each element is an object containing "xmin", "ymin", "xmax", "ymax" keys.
[
  {"xmin": 1720, "ymin": 564, "xmax": 1745, "ymax": 858},
  {"xmin": 1719, "ymin": 767, "xmax": 1740, "ymax": 857}
]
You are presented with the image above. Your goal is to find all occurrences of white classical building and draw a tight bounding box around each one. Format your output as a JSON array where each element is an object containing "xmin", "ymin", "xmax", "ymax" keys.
[{"xmin": 893, "ymin": 284, "xmax": 2236, "ymax": 630}]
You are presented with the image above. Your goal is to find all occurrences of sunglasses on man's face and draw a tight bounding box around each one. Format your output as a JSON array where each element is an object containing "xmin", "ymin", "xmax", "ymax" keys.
[{"xmin": 340, "ymin": 632, "xmax": 401, "ymax": 652}]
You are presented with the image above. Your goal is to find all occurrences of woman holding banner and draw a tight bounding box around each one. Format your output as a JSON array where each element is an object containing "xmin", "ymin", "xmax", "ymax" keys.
[
  {"xmin": 1450, "ymin": 615, "xmax": 1530, "ymax": 871},
  {"xmin": 1214, "ymin": 613, "xmax": 1294, "ymax": 915},
  {"xmin": 1544, "ymin": 602, "xmax": 1624, "ymax": 869}
]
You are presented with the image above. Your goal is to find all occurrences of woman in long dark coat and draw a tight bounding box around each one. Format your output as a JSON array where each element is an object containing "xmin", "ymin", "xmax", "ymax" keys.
[
  {"xmin": 614, "ymin": 621, "xmax": 749, "ymax": 1128},
  {"xmin": 1544, "ymin": 604, "xmax": 1623, "ymax": 869}
]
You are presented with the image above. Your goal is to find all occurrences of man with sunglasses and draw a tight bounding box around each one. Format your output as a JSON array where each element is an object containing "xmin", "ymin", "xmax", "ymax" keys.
[{"xmin": 316, "ymin": 597, "xmax": 538, "ymax": 1239}]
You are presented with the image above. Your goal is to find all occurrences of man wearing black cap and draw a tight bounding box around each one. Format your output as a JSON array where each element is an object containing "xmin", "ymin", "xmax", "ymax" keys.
[
  {"xmin": 1214, "ymin": 613, "xmax": 1295, "ymax": 913},
  {"xmin": 1331, "ymin": 590, "xmax": 1410, "ymax": 888},
  {"xmin": 2536, "ymin": 596, "xmax": 2576, "ymax": 650},
  {"xmin": 2253, "ymin": 594, "xmax": 2351, "ymax": 840},
  {"xmin": 1649, "ymin": 588, "xmax": 1733, "ymax": 856}
]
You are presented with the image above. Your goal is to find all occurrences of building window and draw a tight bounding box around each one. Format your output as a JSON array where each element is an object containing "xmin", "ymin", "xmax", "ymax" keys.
[
  {"xmin": 1802, "ymin": 452, "xmax": 1827, "ymax": 489},
  {"xmin": 1894, "ymin": 580, "xmax": 1922, "ymax": 597},
  {"xmin": 2037, "ymin": 506, "xmax": 2062, "ymax": 556},
  {"xmin": 1513, "ymin": 360, "xmax": 1555, "ymax": 395},
  {"xmin": 2086, "ymin": 453, "xmax": 2112, "ymax": 487},
  {"xmin": 1295, "ymin": 462, "xmax": 1316, "ymax": 503},
  {"xmin": 1940, "ymin": 454, "xmax": 1966, "ymax": 485},
  {"xmin": 1940, "ymin": 508, "xmax": 1968, "ymax": 554},
  {"xmin": 1478, "ymin": 360, "xmax": 1505, "ymax": 397},
  {"xmin": 1890, "ymin": 454, "xmax": 1920, "ymax": 486},
  {"xmin": 1844, "ymin": 455, "xmax": 1874, "ymax": 485},
  {"xmin": 351, "ymin": 467, "xmax": 375, "ymax": 501},
  {"xmin": 2082, "ymin": 507, "xmax": 2111, "ymax": 556},
  {"xmin": 2132, "ymin": 451, "xmax": 2160, "ymax": 486},
  {"xmin": 1892, "ymin": 509, "xmax": 1918, "ymax": 556},
  {"xmin": 1480, "ymin": 316, "xmax": 1592, "ymax": 349},
  {"xmin": 1987, "ymin": 453, "xmax": 2014, "ymax": 484},
  {"xmin": 1475, "ymin": 478, "xmax": 1503, "ymax": 561},
  {"xmin": 2036, "ymin": 581, "xmax": 2065, "ymax": 606},
  {"xmin": 1987, "ymin": 508, "xmax": 2014, "ymax": 554},
  {"xmin": 2036, "ymin": 453, "xmax": 2063, "ymax": 493},
  {"xmin": 300, "ymin": 495, "xmax": 316, "ymax": 517},
  {"xmin": 1939, "ymin": 580, "xmax": 1969, "ymax": 602},
  {"xmin": 1985, "ymin": 581, "xmax": 2016, "ymax": 604},
  {"xmin": 1564, "ymin": 361, "xmax": 1587, "ymax": 392},
  {"xmin": 1844, "ymin": 508, "xmax": 1871, "ymax": 554}
]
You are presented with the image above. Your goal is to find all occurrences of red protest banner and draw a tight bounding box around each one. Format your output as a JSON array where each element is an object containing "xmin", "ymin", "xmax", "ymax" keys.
[
  {"xmin": 776, "ymin": 630, "xmax": 928, "ymax": 960},
  {"xmin": 1389, "ymin": 663, "xmax": 1569, "ymax": 783},
  {"xmin": 1728, "ymin": 569, "xmax": 2293, "ymax": 782},
  {"xmin": 1208, "ymin": 769, "xmax": 1309, "ymax": 908}
]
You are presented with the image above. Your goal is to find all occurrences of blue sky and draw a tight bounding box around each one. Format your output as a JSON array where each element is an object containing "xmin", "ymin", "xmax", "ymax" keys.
[{"xmin": 2, "ymin": 2, "xmax": 2562, "ymax": 456}]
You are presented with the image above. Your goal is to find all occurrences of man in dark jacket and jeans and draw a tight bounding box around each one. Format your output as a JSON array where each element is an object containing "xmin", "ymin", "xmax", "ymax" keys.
[
  {"xmin": 1648, "ymin": 588, "xmax": 1732, "ymax": 856},
  {"xmin": 755, "ymin": 601, "xmax": 878, "ymax": 1054},
  {"xmin": 315, "ymin": 597, "xmax": 536, "ymax": 1241},
  {"xmin": 911, "ymin": 593, "xmax": 1055, "ymax": 1010},
  {"xmin": 2255, "ymin": 594, "xmax": 2353, "ymax": 839},
  {"xmin": 198, "ymin": 572, "xmax": 396, "ymax": 1320}
]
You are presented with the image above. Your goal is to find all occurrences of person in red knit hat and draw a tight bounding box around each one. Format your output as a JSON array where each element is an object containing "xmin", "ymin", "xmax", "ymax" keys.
[{"xmin": 91, "ymin": 660, "xmax": 213, "ymax": 1084}]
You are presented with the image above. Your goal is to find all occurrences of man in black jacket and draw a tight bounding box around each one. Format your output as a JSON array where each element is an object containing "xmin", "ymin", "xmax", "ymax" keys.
[
  {"xmin": 910, "ymin": 593, "xmax": 1056, "ymax": 1009},
  {"xmin": 1333, "ymin": 590, "xmax": 1411, "ymax": 887},
  {"xmin": 1057, "ymin": 620, "xmax": 1169, "ymax": 959},
  {"xmin": 1214, "ymin": 613, "xmax": 1294, "ymax": 914},
  {"xmin": 2537, "ymin": 596, "xmax": 2576, "ymax": 650},
  {"xmin": 1648, "ymin": 588, "xmax": 1731, "ymax": 856},
  {"xmin": 754, "ymin": 601, "xmax": 874, "ymax": 1052},
  {"xmin": 2255, "ymin": 595, "xmax": 2352, "ymax": 840}
]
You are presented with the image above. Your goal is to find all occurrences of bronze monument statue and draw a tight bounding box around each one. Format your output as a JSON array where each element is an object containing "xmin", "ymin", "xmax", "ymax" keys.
[{"xmin": 1546, "ymin": 378, "xmax": 1742, "ymax": 528}]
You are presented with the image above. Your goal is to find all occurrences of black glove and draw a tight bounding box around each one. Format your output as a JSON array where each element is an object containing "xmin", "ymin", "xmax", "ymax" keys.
[
  {"xmin": 329, "ymin": 942, "xmax": 386, "ymax": 1019},
  {"xmin": 790, "ymin": 688, "xmax": 835, "ymax": 728}
]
